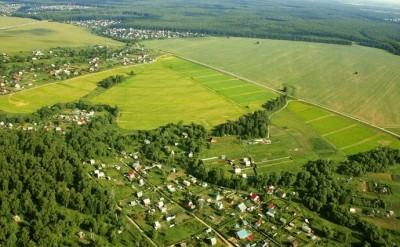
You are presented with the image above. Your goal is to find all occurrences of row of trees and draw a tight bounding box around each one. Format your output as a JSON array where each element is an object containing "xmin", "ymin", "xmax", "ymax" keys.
[
  {"xmin": 262, "ymin": 95, "xmax": 287, "ymax": 111},
  {"xmin": 98, "ymin": 75, "xmax": 126, "ymax": 88},
  {"xmin": 213, "ymin": 110, "xmax": 268, "ymax": 139},
  {"xmin": 338, "ymin": 147, "xmax": 400, "ymax": 176}
]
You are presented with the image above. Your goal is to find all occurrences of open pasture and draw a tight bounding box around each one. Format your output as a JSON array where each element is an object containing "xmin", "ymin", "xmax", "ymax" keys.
[
  {"xmin": 144, "ymin": 37, "xmax": 400, "ymax": 127},
  {"xmin": 92, "ymin": 55, "xmax": 274, "ymax": 130},
  {"xmin": 0, "ymin": 16, "xmax": 36, "ymax": 28},
  {"xmin": 287, "ymin": 101, "xmax": 400, "ymax": 155},
  {"xmin": 0, "ymin": 16, "xmax": 121, "ymax": 53}
]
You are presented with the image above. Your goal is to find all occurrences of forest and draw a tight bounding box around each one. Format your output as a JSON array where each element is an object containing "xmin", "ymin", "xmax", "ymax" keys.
[{"xmin": 7, "ymin": 0, "xmax": 400, "ymax": 55}]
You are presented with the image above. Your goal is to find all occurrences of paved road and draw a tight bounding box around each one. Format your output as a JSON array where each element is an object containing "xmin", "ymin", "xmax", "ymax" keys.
[{"xmin": 164, "ymin": 52, "xmax": 400, "ymax": 140}]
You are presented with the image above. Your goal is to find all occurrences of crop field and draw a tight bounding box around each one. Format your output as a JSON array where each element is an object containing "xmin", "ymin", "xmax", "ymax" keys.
[
  {"xmin": 0, "ymin": 16, "xmax": 121, "ymax": 53},
  {"xmin": 287, "ymin": 101, "xmax": 400, "ymax": 155},
  {"xmin": 143, "ymin": 37, "xmax": 400, "ymax": 127},
  {"xmin": 162, "ymin": 57, "xmax": 276, "ymax": 106},
  {"xmin": 90, "ymin": 56, "xmax": 277, "ymax": 130}
]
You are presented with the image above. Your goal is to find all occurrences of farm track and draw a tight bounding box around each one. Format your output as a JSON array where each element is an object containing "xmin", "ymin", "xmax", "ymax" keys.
[
  {"xmin": 0, "ymin": 20, "xmax": 48, "ymax": 30},
  {"xmin": 165, "ymin": 52, "xmax": 400, "ymax": 140},
  {"xmin": 322, "ymin": 124, "xmax": 358, "ymax": 137},
  {"xmin": 305, "ymin": 114, "xmax": 334, "ymax": 123}
]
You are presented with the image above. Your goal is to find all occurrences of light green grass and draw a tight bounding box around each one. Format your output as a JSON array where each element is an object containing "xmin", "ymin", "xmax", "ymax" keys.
[
  {"xmin": 143, "ymin": 37, "xmax": 400, "ymax": 126},
  {"xmin": 0, "ymin": 16, "xmax": 36, "ymax": 28},
  {"xmin": 0, "ymin": 66, "xmax": 137, "ymax": 113},
  {"xmin": 0, "ymin": 17, "xmax": 122, "ymax": 53},
  {"xmin": 92, "ymin": 55, "xmax": 276, "ymax": 130},
  {"xmin": 286, "ymin": 101, "xmax": 400, "ymax": 155}
]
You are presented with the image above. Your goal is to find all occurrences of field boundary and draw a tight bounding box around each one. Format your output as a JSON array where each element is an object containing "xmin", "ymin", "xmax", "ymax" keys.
[{"xmin": 163, "ymin": 51, "xmax": 400, "ymax": 140}]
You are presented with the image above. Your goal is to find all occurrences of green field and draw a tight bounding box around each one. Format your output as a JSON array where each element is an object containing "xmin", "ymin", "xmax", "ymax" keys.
[
  {"xmin": 92, "ymin": 56, "xmax": 277, "ymax": 129},
  {"xmin": 286, "ymin": 101, "xmax": 400, "ymax": 155},
  {"xmin": 0, "ymin": 16, "xmax": 121, "ymax": 53},
  {"xmin": 143, "ymin": 37, "xmax": 400, "ymax": 127},
  {"xmin": 0, "ymin": 55, "xmax": 277, "ymax": 129},
  {"xmin": 0, "ymin": 66, "xmax": 137, "ymax": 113}
]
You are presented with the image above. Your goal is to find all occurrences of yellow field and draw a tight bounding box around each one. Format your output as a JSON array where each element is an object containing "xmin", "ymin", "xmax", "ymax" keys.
[{"xmin": 0, "ymin": 16, "xmax": 122, "ymax": 53}]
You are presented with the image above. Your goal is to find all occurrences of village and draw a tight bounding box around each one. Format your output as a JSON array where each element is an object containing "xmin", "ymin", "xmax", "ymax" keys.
[
  {"xmin": 85, "ymin": 144, "xmax": 323, "ymax": 247},
  {"xmin": 0, "ymin": 46, "xmax": 155, "ymax": 94}
]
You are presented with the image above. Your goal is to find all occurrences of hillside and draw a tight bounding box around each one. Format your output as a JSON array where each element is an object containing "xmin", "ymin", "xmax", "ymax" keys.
[
  {"xmin": 143, "ymin": 37, "xmax": 400, "ymax": 128},
  {"xmin": 0, "ymin": 16, "xmax": 122, "ymax": 53}
]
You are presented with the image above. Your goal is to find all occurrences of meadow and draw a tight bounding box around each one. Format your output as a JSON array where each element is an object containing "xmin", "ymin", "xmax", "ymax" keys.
[
  {"xmin": 0, "ymin": 16, "xmax": 121, "ymax": 53},
  {"xmin": 143, "ymin": 37, "xmax": 400, "ymax": 127},
  {"xmin": 92, "ymin": 56, "xmax": 276, "ymax": 130},
  {"xmin": 286, "ymin": 101, "xmax": 400, "ymax": 155}
]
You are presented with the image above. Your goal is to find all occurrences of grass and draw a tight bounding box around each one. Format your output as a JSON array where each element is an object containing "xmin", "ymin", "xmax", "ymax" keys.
[
  {"xmin": 0, "ymin": 16, "xmax": 121, "ymax": 53},
  {"xmin": 286, "ymin": 101, "xmax": 400, "ymax": 155},
  {"xmin": 0, "ymin": 16, "xmax": 36, "ymax": 28},
  {"xmin": 143, "ymin": 37, "xmax": 400, "ymax": 127},
  {"xmin": 0, "ymin": 66, "xmax": 137, "ymax": 113},
  {"xmin": 92, "ymin": 55, "xmax": 277, "ymax": 130}
]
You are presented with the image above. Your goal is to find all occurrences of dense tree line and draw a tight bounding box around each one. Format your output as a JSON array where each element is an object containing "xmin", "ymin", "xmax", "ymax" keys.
[
  {"xmin": 338, "ymin": 147, "xmax": 400, "ymax": 176},
  {"xmin": 262, "ymin": 95, "xmax": 287, "ymax": 111},
  {"xmin": 98, "ymin": 75, "xmax": 126, "ymax": 88},
  {"xmin": 213, "ymin": 110, "xmax": 268, "ymax": 139}
]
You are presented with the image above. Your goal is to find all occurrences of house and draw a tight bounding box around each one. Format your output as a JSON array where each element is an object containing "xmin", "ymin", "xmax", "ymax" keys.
[
  {"xmin": 143, "ymin": 198, "xmax": 151, "ymax": 206},
  {"xmin": 243, "ymin": 157, "xmax": 251, "ymax": 166},
  {"xmin": 13, "ymin": 215, "xmax": 21, "ymax": 222},
  {"xmin": 154, "ymin": 221, "xmax": 161, "ymax": 230},
  {"xmin": 77, "ymin": 231, "xmax": 85, "ymax": 239},
  {"xmin": 249, "ymin": 192, "xmax": 260, "ymax": 202},
  {"xmin": 277, "ymin": 191, "xmax": 287, "ymax": 198},
  {"xmin": 265, "ymin": 185, "xmax": 275, "ymax": 194},
  {"xmin": 302, "ymin": 224, "xmax": 312, "ymax": 234},
  {"xmin": 144, "ymin": 139, "xmax": 151, "ymax": 144},
  {"xmin": 234, "ymin": 166, "xmax": 241, "ymax": 174},
  {"xmin": 207, "ymin": 237, "xmax": 217, "ymax": 246},
  {"xmin": 215, "ymin": 201, "xmax": 224, "ymax": 210},
  {"xmin": 132, "ymin": 162, "xmax": 141, "ymax": 171},
  {"xmin": 268, "ymin": 203, "xmax": 275, "ymax": 210},
  {"xmin": 90, "ymin": 159, "xmax": 95, "ymax": 165},
  {"xmin": 187, "ymin": 201, "xmax": 196, "ymax": 210},
  {"xmin": 350, "ymin": 208, "xmax": 356, "ymax": 213},
  {"xmin": 95, "ymin": 170, "xmax": 105, "ymax": 179},
  {"xmin": 167, "ymin": 185, "xmax": 176, "ymax": 192},
  {"xmin": 237, "ymin": 203, "xmax": 247, "ymax": 213},
  {"xmin": 137, "ymin": 191, "xmax": 143, "ymax": 198},
  {"xmin": 182, "ymin": 132, "xmax": 188, "ymax": 138},
  {"xmin": 267, "ymin": 208, "xmax": 276, "ymax": 217},
  {"xmin": 128, "ymin": 170, "xmax": 136, "ymax": 179},
  {"xmin": 139, "ymin": 179, "xmax": 145, "ymax": 186},
  {"xmin": 188, "ymin": 152, "xmax": 193, "ymax": 158},
  {"xmin": 157, "ymin": 201, "xmax": 164, "ymax": 209},
  {"xmin": 213, "ymin": 192, "xmax": 224, "ymax": 201},
  {"xmin": 279, "ymin": 217, "xmax": 287, "ymax": 224},
  {"xmin": 291, "ymin": 240, "xmax": 298, "ymax": 247},
  {"xmin": 166, "ymin": 216, "xmax": 175, "ymax": 222},
  {"xmin": 236, "ymin": 229, "xmax": 253, "ymax": 240},
  {"xmin": 182, "ymin": 180, "xmax": 191, "ymax": 187}
]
